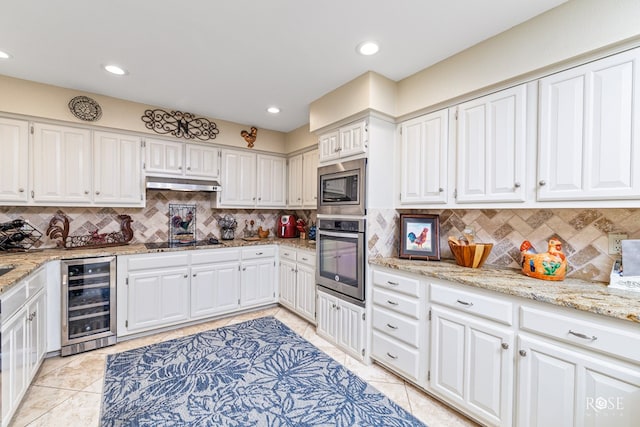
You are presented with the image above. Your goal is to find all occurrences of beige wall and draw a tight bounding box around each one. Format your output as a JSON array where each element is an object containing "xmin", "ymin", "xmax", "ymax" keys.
[
  {"xmin": 284, "ymin": 123, "xmax": 317, "ymax": 153},
  {"xmin": 0, "ymin": 75, "xmax": 288, "ymax": 153}
]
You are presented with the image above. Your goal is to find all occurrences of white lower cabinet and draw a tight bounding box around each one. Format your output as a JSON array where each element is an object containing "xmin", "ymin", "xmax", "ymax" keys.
[
  {"xmin": 1, "ymin": 268, "xmax": 47, "ymax": 427},
  {"xmin": 190, "ymin": 262, "xmax": 240, "ymax": 319},
  {"xmin": 278, "ymin": 248, "xmax": 316, "ymax": 323},
  {"xmin": 241, "ymin": 258, "xmax": 276, "ymax": 307},
  {"xmin": 316, "ymin": 290, "xmax": 365, "ymax": 360}
]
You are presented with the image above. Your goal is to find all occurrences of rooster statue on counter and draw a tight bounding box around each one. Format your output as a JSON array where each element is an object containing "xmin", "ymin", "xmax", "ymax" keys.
[{"xmin": 520, "ymin": 238, "xmax": 567, "ymax": 281}]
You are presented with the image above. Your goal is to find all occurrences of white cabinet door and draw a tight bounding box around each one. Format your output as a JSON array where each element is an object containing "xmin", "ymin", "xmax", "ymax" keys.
[
  {"xmin": 241, "ymin": 258, "xmax": 276, "ymax": 307},
  {"xmin": 190, "ymin": 262, "xmax": 240, "ymax": 319},
  {"xmin": 336, "ymin": 298, "xmax": 365, "ymax": 359},
  {"xmin": 257, "ymin": 154, "xmax": 287, "ymax": 207},
  {"xmin": 538, "ymin": 48, "xmax": 640, "ymax": 201},
  {"xmin": 400, "ymin": 110, "xmax": 448, "ymax": 204},
  {"xmin": 185, "ymin": 143, "xmax": 219, "ymax": 178},
  {"xmin": 517, "ymin": 334, "xmax": 640, "ymax": 427},
  {"xmin": 295, "ymin": 263, "xmax": 316, "ymax": 322},
  {"xmin": 127, "ymin": 268, "xmax": 189, "ymax": 332},
  {"xmin": 318, "ymin": 131, "xmax": 340, "ymax": 163},
  {"xmin": 287, "ymin": 154, "xmax": 303, "ymax": 208},
  {"xmin": 25, "ymin": 290, "xmax": 46, "ymax": 378},
  {"xmin": 339, "ymin": 120, "xmax": 368, "ymax": 159},
  {"xmin": 145, "ymin": 138, "xmax": 183, "ymax": 176},
  {"xmin": 278, "ymin": 259, "xmax": 297, "ymax": 310},
  {"xmin": 302, "ymin": 149, "xmax": 318, "ymax": 208},
  {"xmin": 316, "ymin": 291, "xmax": 337, "ymax": 339},
  {"xmin": 0, "ymin": 117, "xmax": 29, "ymax": 203},
  {"xmin": 1, "ymin": 308, "xmax": 28, "ymax": 425},
  {"xmin": 32, "ymin": 123, "xmax": 92, "ymax": 204},
  {"xmin": 431, "ymin": 306, "xmax": 514, "ymax": 426},
  {"xmin": 220, "ymin": 149, "xmax": 256, "ymax": 206},
  {"xmin": 93, "ymin": 131, "xmax": 143, "ymax": 205}
]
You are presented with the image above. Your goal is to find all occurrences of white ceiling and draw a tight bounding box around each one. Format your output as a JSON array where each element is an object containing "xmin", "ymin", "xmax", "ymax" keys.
[{"xmin": 0, "ymin": 0, "xmax": 567, "ymax": 133}]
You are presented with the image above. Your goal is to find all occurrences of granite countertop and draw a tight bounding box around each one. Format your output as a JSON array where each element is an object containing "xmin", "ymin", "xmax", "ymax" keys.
[
  {"xmin": 0, "ymin": 237, "xmax": 316, "ymax": 294},
  {"xmin": 369, "ymin": 257, "xmax": 640, "ymax": 324}
]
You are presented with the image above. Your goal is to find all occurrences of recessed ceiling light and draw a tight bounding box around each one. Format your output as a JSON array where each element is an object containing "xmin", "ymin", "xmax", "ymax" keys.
[
  {"xmin": 104, "ymin": 64, "xmax": 127, "ymax": 75},
  {"xmin": 0, "ymin": 50, "xmax": 12, "ymax": 59},
  {"xmin": 267, "ymin": 106, "xmax": 280, "ymax": 114},
  {"xmin": 357, "ymin": 41, "xmax": 379, "ymax": 56}
]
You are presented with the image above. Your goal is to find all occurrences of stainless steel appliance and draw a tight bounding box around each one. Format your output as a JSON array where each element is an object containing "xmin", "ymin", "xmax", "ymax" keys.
[
  {"xmin": 318, "ymin": 158, "xmax": 366, "ymax": 216},
  {"xmin": 61, "ymin": 256, "xmax": 116, "ymax": 356},
  {"xmin": 316, "ymin": 217, "xmax": 366, "ymax": 306}
]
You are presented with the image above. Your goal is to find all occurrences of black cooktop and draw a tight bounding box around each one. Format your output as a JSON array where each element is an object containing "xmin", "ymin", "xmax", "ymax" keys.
[{"xmin": 144, "ymin": 238, "xmax": 223, "ymax": 250}]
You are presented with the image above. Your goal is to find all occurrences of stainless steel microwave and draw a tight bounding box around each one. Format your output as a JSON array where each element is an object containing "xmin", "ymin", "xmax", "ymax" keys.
[{"xmin": 317, "ymin": 158, "xmax": 366, "ymax": 216}]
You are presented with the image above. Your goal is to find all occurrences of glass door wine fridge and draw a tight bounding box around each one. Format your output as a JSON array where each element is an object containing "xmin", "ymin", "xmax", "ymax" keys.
[{"xmin": 61, "ymin": 256, "xmax": 116, "ymax": 356}]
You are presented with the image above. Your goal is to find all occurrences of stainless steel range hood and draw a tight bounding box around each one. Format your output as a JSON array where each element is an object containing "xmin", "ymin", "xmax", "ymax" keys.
[{"xmin": 146, "ymin": 176, "xmax": 222, "ymax": 192}]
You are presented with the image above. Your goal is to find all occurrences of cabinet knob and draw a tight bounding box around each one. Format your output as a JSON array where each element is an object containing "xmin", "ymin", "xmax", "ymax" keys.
[
  {"xmin": 84, "ymin": 190, "xmax": 89, "ymax": 195},
  {"xmin": 18, "ymin": 188, "xmax": 24, "ymax": 193},
  {"xmin": 178, "ymin": 166, "xmax": 182, "ymax": 170},
  {"xmin": 501, "ymin": 343, "xmax": 509, "ymax": 350},
  {"xmin": 242, "ymin": 267, "xmax": 247, "ymax": 271},
  {"xmin": 95, "ymin": 191, "xmax": 100, "ymax": 195},
  {"xmin": 539, "ymin": 180, "xmax": 546, "ymax": 186},
  {"xmin": 258, "ymin": 197, "xmax": 262, "ymax": 201},
  {"xmin": 514, "ymin": 182, "xmax": 521, "ymax": 188},
  {"xmin": 193, "ymin": 273, "xmax": 197, "ymax": 277},
  {"xmin": 187, "ymin": 166, "xmax": 191, "ymax": 170},
  {"xmin": 438, "ymin": 188, "xmax": 444, "ymax": 192},
  {"xmin": 519, "ymin": 350, "xmax": 527, "ymax": 357},
  {"xmin": 183, "ymin": 274, "xmax": 188, "ymax": 278},
  {"xmin": 253, "ymin": 197, "xmax": 256, "ymax": 201}
]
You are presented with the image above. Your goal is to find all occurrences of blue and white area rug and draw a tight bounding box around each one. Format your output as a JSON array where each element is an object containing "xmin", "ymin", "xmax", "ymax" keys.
[{"xmin": 101, "ymin": 316, "xmax": 426, "ymax": 426}]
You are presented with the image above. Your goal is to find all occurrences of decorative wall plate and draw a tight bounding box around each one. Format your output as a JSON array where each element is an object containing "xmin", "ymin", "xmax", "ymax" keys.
[{"xmin": 68, "ymin": 96, "xmax": 102, "ymax": 121}]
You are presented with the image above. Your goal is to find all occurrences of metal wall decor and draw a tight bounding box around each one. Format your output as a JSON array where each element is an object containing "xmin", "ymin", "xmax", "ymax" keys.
[
  {"xmin": 241, "ymin": 126, "xmax": 258, "ymax": 148},
  {"xmin": 141, "ymin": 109, "xmax": 220, "ymax": 141},
  {"xmin": 46, "ymin": 213, "xmax": 134, "ymax": 249},
  {"xmin": 68, "ymin": 96, "xmax": 103, "ymax": 121}
]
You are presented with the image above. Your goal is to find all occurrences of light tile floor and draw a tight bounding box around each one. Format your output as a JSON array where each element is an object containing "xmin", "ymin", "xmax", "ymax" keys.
[{"xmin": 9, "ymin": 307, "xmax": 479, "ymax": 427}]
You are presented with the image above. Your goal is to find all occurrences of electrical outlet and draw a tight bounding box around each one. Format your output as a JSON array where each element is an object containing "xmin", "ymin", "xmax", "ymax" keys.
[{"xmin": 608, "ymin": 233, "xmax": 628, "ymax": 255}]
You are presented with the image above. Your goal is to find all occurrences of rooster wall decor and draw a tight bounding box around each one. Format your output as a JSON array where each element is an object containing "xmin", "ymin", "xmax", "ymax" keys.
[{"xmin": 241, "ymin": 126, "xmax": 258, "ymax": 148}]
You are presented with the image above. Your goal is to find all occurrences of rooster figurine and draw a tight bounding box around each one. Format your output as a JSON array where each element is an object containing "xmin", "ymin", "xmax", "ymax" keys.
[
  {"xmin": 241, "ymin": 126, "xmax": 258, "ymax": 148},
  {"xmin": 520, "ymin": 238, "xmax": 567, "ymax": 281}
]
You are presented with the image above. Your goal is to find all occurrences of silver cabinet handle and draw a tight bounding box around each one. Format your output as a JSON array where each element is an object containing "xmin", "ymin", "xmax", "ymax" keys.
[
  {"xmin": 539, "ymin": 180, "xmax": 546, "ymax": 186},
  {"xmin": 284, "ymin": 252, "xmax": 290, "ymax": 256},
  {"xmin": 568, "ymin": 330, "xmax": 598, "ymax": 341},
  {"xmin": 519, "ymin": 350, "xmax": 527, "ymax": 357},
  {"xmin": 301, "ymin": 257, "xmax": 308, "ymax": 261},
  {"xmin": 501, "ymin": 343, "xmax": 509, "ymax": 350},
  {"xmin": 514, "ymin": 182, "xmax": 521, "ymax": 188},
  {"xmin": 256, "ymin": 252, "xmax": 263, "ymax": 255},
  {"xmin": 387, "ymin": 281, "xmax": 399, "ymax": 286},
  {"xmin": 386, "ymin": 352, "xmax": 398, "ymax": 360},
  {"xmin": 386, "ymin": 323, "xmax": 398, "ymax": 330},
  {"xmin": 456, "ymin": 299, "xmax": 473, "ymax": 307},
  {"xmin": 387, "ymin": 300, "xmax": 399, "ymax": 306}
]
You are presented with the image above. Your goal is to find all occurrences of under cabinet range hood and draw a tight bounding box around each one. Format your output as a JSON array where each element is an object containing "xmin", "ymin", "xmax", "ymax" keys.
[{"xmin": 145, "ymin": 176, "xmax": 222, "ymax": 192}]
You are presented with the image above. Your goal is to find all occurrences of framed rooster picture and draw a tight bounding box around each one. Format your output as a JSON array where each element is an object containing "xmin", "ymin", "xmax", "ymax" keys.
[{"xmin": 399, "ymin": 213, "xmax": 440, "ymax": 260}]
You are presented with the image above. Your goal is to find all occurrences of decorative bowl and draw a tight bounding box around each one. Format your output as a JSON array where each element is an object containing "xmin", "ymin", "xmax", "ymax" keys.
[{"xmin": 448, "ymin": 241, "xmax": 493, "ymax": 268}]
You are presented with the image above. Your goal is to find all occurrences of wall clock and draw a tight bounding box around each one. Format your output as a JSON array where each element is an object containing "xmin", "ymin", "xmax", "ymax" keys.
[{"xmin": 68, "ymin": 96, "xmax": 102, "ymax": 121}]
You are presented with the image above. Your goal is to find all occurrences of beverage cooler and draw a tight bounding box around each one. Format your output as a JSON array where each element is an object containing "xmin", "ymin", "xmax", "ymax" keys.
[{"xmin": 61, "ymin": 256, "xmax": 116, "ymax": 356}]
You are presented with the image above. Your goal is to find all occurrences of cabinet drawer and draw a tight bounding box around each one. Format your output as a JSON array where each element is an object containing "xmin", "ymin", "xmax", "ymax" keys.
[
  {"xmin": 372, "ymin": 331, "xmax": 420, "ymax": 381},
  {"xmin": 126, "ymin": 253, "xmax": 189, "ymax": 271},
  {"xmin": 280, "ymin": 248, "xmax": 297, "ymax": 262},
  {"xmin": 520, "ymin": 306, "xmax": 640, "ymax": 363},
  {"xmin": 297, "ymin": 250, "xmax": 315, "ymax": 267},
  {"xmin": 191, "ymin": 248, "xmax": 241, "ymax": 264},
  {"xmin": 242, "ymin": 246, "xmax": 276, "ymax": 260},
  {"xmin": 373, "ymin": 270, "xmax": 420, "ymax": 297},
  {"xmin": 373, "ymin": 288, "xmax": 419, "ymax": 319},
  {"xmin": 26, "ymin": 266, "xmax": 46, "ymax": 297},
  {"xmin": 372, "ymin": 306, "xmax": 420, "ymax": 347},
  {"xmin": 430, "ymin": 283, "xmax": 513, "ymax": 325}
]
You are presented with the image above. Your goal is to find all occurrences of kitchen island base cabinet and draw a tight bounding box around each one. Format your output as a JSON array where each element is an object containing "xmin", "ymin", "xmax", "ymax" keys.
[{"xmin": 316, "ymin": 290, "xmax": 365, "ymax": 361}]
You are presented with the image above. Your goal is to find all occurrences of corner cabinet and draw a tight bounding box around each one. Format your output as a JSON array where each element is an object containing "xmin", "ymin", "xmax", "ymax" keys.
[
  {"xmin": 0, "ymin": 117, "xmax": 29, "ymax": 204},
  {"xmin": 537, "ymin": 47, "xmax": 640, "ymax": 201},
  {"xmin": 318, "ymin": 119, "xmax": 368, "ymax": 164},
  {"xmin": 399, "ymin": 110, "xmax": 449, "ymax": 205},
  {"xmin": 287, "ymin": 149, "xmax": 318, "ymax": 209},
  {"xmin": 316, "ymin": 290, "xmax": 365, "ymax": 360}
]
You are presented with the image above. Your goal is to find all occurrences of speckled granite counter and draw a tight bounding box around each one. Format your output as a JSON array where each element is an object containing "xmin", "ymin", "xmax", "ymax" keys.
[
  {"xmin": 369, "ymin": 257, "xmax": 640, "ymax": 324},
  {"xmin": 0, "ymin": 237, "xmax": 316, "ymax": 294}
]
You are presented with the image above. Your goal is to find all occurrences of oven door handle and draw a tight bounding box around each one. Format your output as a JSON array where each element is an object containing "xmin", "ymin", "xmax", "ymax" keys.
[{"xmin": 318, "ymin": 230, "xmax": 361, "ymax": 239}]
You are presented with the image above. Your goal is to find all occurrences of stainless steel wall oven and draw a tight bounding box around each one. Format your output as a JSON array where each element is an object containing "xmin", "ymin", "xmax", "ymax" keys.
[
  {"xmin": 61, "ymin": 256, "xmax": 116, "ymax": 356},
  {"xmin": 316, "ymin": 217, "xmax": 366, "ymax": 306}
]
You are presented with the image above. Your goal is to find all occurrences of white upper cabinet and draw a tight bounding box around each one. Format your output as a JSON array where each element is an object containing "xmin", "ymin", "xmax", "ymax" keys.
[
  {"xmin": 318, "ymin": 120, "xmax": 368, "ymax": 164},
  {"xmin": 287, "ymin": 154, "xmax": 303, "ymax": 208},
  {"xmin": 302, "ymin": 149, "xmax": 318, "ymax": 208},
  {"xmin": 185, "ymin": 143, "xmax": 220, "ymax": 179},
  {"xmin": 399, "ymin": 109, "xmax": 449, "ymax": 205},
  {"xmin": 537, "ymin": 47, "xmax": 640, "ymax": 201},
  {"xmin": 145, "ymin": 138, "xmax": 183, "ymax": 176},
  {"xmin": 256, "ymin": 154, "xmax": 286, "ymax": 207},
  {"xmin": 220, "ymin": 149, "xmax": 256, "ymax": 206},
  {"xmin": 0, "ymin": 118, "xmax": 29, "ymax": 204},
  {"xmin": 455, "ymin": 84, "xmax": 527, "ymax": 203},
  {"xmin": 32, "ymin": 123, "xmax": 92, "ymax": 204},
  {"xmin": 93, "ymin": 131, "xmax": 143, "ymax": 206}
]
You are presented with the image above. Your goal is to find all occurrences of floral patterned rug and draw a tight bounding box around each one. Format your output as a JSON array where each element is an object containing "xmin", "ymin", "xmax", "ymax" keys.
[{"xmin": 101, "ymin": 316, "xmax": 425, "ymax": 426}]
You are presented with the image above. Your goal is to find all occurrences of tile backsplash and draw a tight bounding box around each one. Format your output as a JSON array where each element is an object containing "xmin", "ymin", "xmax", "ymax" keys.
[
  {"xmin": 0, "ymin": 191, "xmax": 316, "ymax": 247},
  {"xmin": 369, "ymin": 208, "xmax": 640, "ymax": 283}
]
